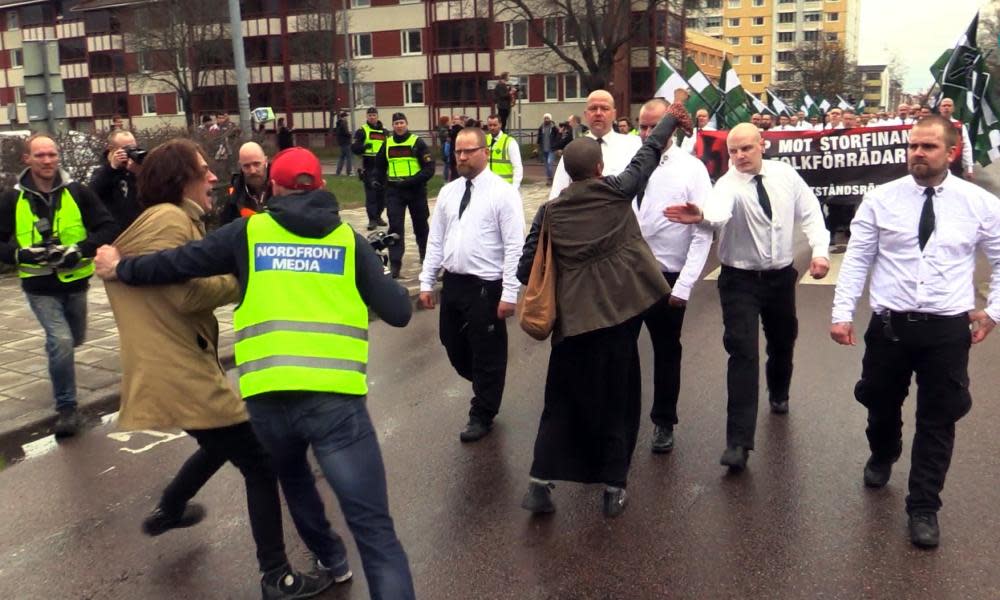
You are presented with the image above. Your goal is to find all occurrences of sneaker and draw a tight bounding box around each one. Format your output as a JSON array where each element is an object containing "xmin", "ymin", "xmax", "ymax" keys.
[
  {"xmin": 53, "ymin": 407, "xmax": 82, "ymax": 437},
  {"xmin": 261, "ymin": 566, "xmax": 334, "ymax": 600},
  {"xmin": 313, "ymin": 557, "xmax": 352, "ymax": 584},
  {"xmin": 521, "ymin": 481, "xmax": 555, "ymax": 514},
  {"xmin": 142, "ymin": 503, "xmax": 207, "ymax": 536}
]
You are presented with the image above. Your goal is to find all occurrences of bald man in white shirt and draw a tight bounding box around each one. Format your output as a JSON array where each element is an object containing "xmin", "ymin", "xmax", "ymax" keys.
[
  {"xmin": 937, "ymin": 98, "xmax": 975, "ymax": 181},
  {"xmin": 830, "ymin": 115, "xmax": 1000, "ymax": 549},
  {"xmin": 667, "ymin": 123, "xmax": 830, "ymax": 472},
  {"xmin": 549, "ymin": 90, "xmax": 642, "ymax": 199}
]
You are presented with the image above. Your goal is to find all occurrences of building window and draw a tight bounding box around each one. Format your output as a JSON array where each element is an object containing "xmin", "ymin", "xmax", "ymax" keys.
[
  {"xmin": 827, "ymin": 12, "xmax": 840, "ymax": 21},
  {"xmin": 7, "ymin": 10, "xmax": 19, "ymax": 30},
  {"xmin": 352, "ymin": 33, "xmax": 372, "ymax": 58},
  {"xmin": 436, "ymin": 75, "xmax": 487, "ymax": 104},
  {"xmin": 64, "ymin": 79, "xmax": 91, "ymax": 101},
  {"xmin": 752, "ymin": 55, "xmax": 764, "ymax": 64},
  {"xmin": 11, "ymin": 49, "xmax": 23, "ymax": 68},
  {"xmin": 686, "ymin": 17, "xmax": 699, "ymax": 29},
  {"xmin": 706, "ymin": 0, "xmax": 721, "ymax": 7},
  {"xmin": 544, "ymin": 18, "xmax": 560, "ymax": 44},
  {"xmin": 353, "ymin": 82, "xmax": 375, "ymax": 107},
  {"xmin": 564, "ymin": 73, "xmax": 585, "ymax": 100},
  {"xmin": 779, "ymin": 0, "xmax": 795, "ymax": 3},
  {"xmin": 775, "ymin": 70, "xmax": 792, "ymax": 82},
  {"xmin": 778, "ymin": 12, "xmax": 795, "ymax": 24},
  {"xmin": 404, "ymin": 81, "xmax": 424, "ymax": 105},
  {"xmin": 732, "ymin": 56, "xmax": 740, "ymax": 65},
  {"xmin": 504, "ymin": 20, "xmax": 528, "ymax": 48},
  {"xmin": 752, "ymin": 36, "xmax": 764, "ymax": 45},
  {"xmin": 141, "ymin": 94, "xmax": 157, "ymax": 115},
  {"xmin": 728, "ymin": 18, "xmax": 740, "ymax": 27},
  {"xmin": 728, "ymin": 0, "xmax": 740, "ymax": 7},
  {"xmin": 545, "ymin": 75, "xmax": 558, "ymax": 101},
  {"xmin": 752, "ymin": 0, "xmax": 764, "ymax": 6},
  {"xmin": 401, "ymin": 29, "xmax": 422, "ymax": 55},
  {"xmin": 777, "ymin": 51, "xmax": 794, "ymax": 62},
  {"xmin": 728, "ymin": 36, "xmax": 740, "ymax": 46},
  {"xmin": 751, "ymin": 74, "xmax": 763, "ymax": 83},
  {"xmin": 804, "ymin": 12, "xmax": 822, "ymax": 22},
  {"xmin": 752, "ymin": 16, "xmax": 765, "ymax": 26},
  {"xmin": 350, "ymin": 0, "xmax": 370, "ymax": 7},
  {"xmin": 705, "ymin": 16, "xmax": 722, "ymax": 28},
  {"xmin": 778, "ymin": 31, "xmax": 795, "ymax": 43},
  {"xmin": 15, "ymin": 87, "xmax": 25, "ymax": 104},
  {"xmin": 399, "ymin": 0, "xmax": 421, "ymax": 3},
  {"xmin": 510, "ymin": 74, "xmax": 528, "ymax": 101},
  {"xmin": 58, "ymin": 38, "xmax": 88, "ymax": 63},
  {"xmin": 435, "ymin": 20, "xmax": 490, "ymax": 51},
  {"xmin": 137, "ymin": 50, "xmax": 153, "ymax": 72},
  {"xmin": 826, "ymin": 32, "xmax": 838, "ymax": 42},
  {"xmin": 804, "ymin": 30, "xmax": 819, "ymax": 41}
]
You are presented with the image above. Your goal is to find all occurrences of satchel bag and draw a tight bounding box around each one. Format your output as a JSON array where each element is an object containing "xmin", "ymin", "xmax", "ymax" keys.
[{"xmin": 517, "ymin": 214, "xmax": 557, "ymax": 340}]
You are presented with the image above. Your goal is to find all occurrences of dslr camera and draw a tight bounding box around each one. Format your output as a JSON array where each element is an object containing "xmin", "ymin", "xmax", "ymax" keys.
[
  {"xmin": 124, "ymin": 145, "xmax": 148, "ymax": 164},
  {"xmin": 26, "ymin": 218, "xmax": 81, "ymax": 267},
  {"xmin": 367, "ymin": 230, "xmax": 400, "ymax": 275}
]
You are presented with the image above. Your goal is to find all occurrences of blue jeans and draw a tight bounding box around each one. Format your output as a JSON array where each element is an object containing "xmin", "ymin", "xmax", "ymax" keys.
[
  {"xmin": 542, "ymin": 150, "xmax": 556, "ymax": 179},
  {"xmin": 246, "ymin": 393, "xmax": 415, "ymax": 600},
  {"xmin": 442, "ymin": 142, "xmax": 452, "ymax": 181},
  {"xmin": 25, "ymin": 291, "xmax": 87, "ymax": 411},
  {"xmin": 336, "ymin": 144, "xmax": 353, "ymax": 175}
]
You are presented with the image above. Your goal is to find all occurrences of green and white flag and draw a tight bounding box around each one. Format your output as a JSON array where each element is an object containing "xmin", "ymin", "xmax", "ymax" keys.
[
  {"xmin": 800, "ymin": 93, "xmax": 818, "ymax": 117},
  {"xmin": 654, "ymin": 56, "xmax": 688, "ymax": 101},
  {"xmin": 931, "ymin": 12, "xmax": 983, "ymax": 124},
  {"xmin": 856, "ymin": 99, "xmax": 866, "ymax": 113},
  {"xmin": 682, "ymin": 56, "xmax": 722, "ymax": 115},
  {"xmin": 818, "ymin": 98, "xmax": 831, "ymax": 113},
  {"xmin": 973, "ymin": 73, "xmax": 1000, "ymax": 165},
  {"xmin": 767, "ymin": 89, "xmax": 791, "ymax": 116},
  {"xmin": 836, "ymin": 95, "xmax": 853, "ymax": 111},
  {"xmin": 746, "ymin": 91, "xmax": 769, "ymax": 115},
  {"xmin": 718, "ymin": 58, "xmax": 751, "ymax": 128}
]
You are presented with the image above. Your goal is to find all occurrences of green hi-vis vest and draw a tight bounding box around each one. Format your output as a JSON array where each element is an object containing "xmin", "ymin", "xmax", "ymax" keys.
[
  {"xmin": 385, "ymin": 134, "xmax": 419, "ymax": 181},
  {"xmin": 629, "ymin": 129, "xmax": 639, "ymax": 136},
  {"xmin": 485, "ymin": 132, "xmax": 513, "ymax": 183},
  {"xmin": 15, "ymin": 188, "xmax": 94, "ymax": 282},
  {"xmin": 362, "ymin": 124, "xmax": 387, "ymax": 157},
  {"xmin": 234, "ymin": 214, "xmax": 369, "ymax": 399}
]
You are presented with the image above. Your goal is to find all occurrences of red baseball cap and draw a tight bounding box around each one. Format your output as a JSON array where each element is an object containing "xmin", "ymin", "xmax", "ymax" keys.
[{"xmin": 270, "ymin": 147, "xmax": 323, "ymax": 191}]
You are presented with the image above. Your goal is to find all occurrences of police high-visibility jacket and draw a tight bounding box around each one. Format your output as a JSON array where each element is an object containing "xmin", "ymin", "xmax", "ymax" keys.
[
  {"xmin": 362, "ymin": 124, "xmax": 387, "ymax": 158},
  {"xmin": 15, "ymin": 188, "xmax": 94, "ymax": 282},
  {"xmin": 385, "ymin": 134, "xmax": 420, "ymax": 181},
  {"xmin": 485, "ymin": 132, "xmax": 514, "ymax": 183},
  {"xmin": 234, "ymin": 214, "xmax": 369, "ymax": 398}
]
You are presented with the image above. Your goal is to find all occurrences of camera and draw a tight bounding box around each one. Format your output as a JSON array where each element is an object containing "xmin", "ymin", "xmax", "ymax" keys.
[
  {"xmin": 367, "ymin": 230, "xmax": 400, "ymax": 252},
  {"xmin": 125, "ymin": 145, "xmax": 148, "ymax": 164},
  {"xmin": 31, "ymin": 218, "xmax": 68, "ymax": 264}
]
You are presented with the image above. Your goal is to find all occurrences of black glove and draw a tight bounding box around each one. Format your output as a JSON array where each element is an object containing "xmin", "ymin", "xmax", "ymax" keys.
[
  {"xmin": 17, "ymin": 246, "xmax": 50, "ymax": 265},
  {"xmin": 53, "ymin": 245, "xmax": 82, "ymax": 269}
]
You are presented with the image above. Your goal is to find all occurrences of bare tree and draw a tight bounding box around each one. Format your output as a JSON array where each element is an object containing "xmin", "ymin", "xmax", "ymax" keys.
[
  {"xmin": 287, "ymin": 0, "xmax": 338, "ymax": 132},
  {"xmin": 128, "ymin": 0, "xmax": 232, "ymax": 128},
  {"xmin": 771, "ymin": 41, "xmax": 863, "ymax": 104},
  {"xmin": 497, "ymin": 0, "xmax": 679, "ymax": 93}
]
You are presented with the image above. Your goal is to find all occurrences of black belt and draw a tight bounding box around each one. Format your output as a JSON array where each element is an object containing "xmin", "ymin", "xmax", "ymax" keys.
[
  {"xmin": 879, "ymin": 310, "xmax": 967, "ymax": 322},
  {"xmin": 720, "ymin": 264, "xmax": 793, "ymax": 279},
  {"xmin": 442, "ymin": 271, "xmax": 500, "ymax": 285}
]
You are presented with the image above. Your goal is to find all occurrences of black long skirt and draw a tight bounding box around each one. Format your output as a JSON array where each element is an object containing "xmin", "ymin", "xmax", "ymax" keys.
[{"xmin": 528, "ymin": 317, "xmax": 642, "ymax": 488}]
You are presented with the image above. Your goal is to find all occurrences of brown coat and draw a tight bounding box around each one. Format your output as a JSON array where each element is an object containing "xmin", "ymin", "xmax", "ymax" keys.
[
  {"xmin": 546, "ymin": 178, "xmax": 671, "ymax": 339},
  {"xmin": 105, "ymin": 199, "xmax": 245, "ymax": 431}
]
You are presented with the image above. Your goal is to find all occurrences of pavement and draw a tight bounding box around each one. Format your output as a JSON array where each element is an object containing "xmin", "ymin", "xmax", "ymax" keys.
[{"xmin": 0, "ymin": 171, "xmax": 553, "ymax": 452}]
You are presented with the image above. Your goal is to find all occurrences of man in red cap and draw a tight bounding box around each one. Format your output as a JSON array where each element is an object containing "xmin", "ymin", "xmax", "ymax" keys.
[{"xmin": 93, "ymin": 146, "xmax": 418, "ymax": 599}]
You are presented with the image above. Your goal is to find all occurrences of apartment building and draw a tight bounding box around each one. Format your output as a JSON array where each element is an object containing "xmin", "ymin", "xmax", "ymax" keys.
[
  {"xmin": 686, "ymin": 0, "xmax": 859, "ymax": 95},
  {"xmin": 0, "ymin": 0, "xmax": 699, "ymax": 137},
  {"xmin": 857, "ymin": 63, "xmax": 894, "ymax": 113}
]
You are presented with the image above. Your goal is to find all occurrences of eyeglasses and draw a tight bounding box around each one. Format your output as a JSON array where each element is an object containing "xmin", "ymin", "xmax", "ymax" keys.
[{"xmin": 454, "ymin": 146, "xmax": 485, "ymax": 157}]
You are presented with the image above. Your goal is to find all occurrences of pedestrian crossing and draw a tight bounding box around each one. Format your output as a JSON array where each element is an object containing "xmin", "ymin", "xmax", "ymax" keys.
[{"xmin": 701, "ymin": 252, "xmax": 845, "ymax": 286}]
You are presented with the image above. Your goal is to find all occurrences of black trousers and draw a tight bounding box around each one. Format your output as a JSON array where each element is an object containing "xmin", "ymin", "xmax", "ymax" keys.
[
  {"xmin": 641, "ymin": 272, "xmax": 686, "ymax": 428},
  {"xmin": 718, "ymin": 265, "xmax": 798, "ymax": 449},
  {"xmin": 159, "ymin": 421, "xmax": 288, "ymax": 573},
  {"xmin": 439, "ymin": 273, "xmax": 508, "ymax": 423},
  {"xmin": 386, "ymin": 186, "xmax": 429, "ymax": 266},
  {"xmin": 498, "ymin": 108, "xmax": 511, "ymax": 132},
  {"xmin": 364, "ymin": 180, "xmax": 386, "ymax": 221},
  {"xmin": 825, "ymin": 203, "xmax": 857, "ymax": 238},
  {"xmin": 855, "ymin": 313, "xmax": 972, "ymax": 514}
]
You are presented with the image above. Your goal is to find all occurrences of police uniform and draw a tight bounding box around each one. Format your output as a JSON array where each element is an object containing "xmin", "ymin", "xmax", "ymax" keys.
[
  {"xmin": 351, "ymin": 107, "xmax": 388, "ymax": 229},
  {"xmin": 485, "ymin": 130, "xmax": 523, "ymax": 190},
  {"xmin": 377, "ymin": 112, "xmax": 435, "ymax": 278}
]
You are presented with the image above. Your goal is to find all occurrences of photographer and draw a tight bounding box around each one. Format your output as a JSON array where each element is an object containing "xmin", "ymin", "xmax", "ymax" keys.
[
  {"xmin": 90, "ymin": 130, "xmax": 144, "ymax": 231},
  {"xmin": 0, "ymin": 134, "xmax": 118, "ymax": 436}
]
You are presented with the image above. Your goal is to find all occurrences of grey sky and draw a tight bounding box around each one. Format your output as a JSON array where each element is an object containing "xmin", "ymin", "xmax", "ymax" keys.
[{"xmin": 858, "ymin": 0, "xmax": 988, "ymax": 92}]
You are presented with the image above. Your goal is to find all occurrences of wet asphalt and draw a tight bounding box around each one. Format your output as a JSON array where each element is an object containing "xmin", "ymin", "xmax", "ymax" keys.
[{"xmin": 1, "ymin": 246, "xmax": 999, "ymax": 599}]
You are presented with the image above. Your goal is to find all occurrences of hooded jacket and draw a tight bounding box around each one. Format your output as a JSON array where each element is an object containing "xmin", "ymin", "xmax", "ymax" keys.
[{"xmin": 0, "ymin": 168, "xmax": 118, "ymax": 295}]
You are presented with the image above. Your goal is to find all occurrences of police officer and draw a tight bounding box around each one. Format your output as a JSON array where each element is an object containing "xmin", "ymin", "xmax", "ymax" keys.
[
  {"xmin": 351, "ymin": 107, "xmax": 388, "ymax": 230},
  {"xmin": 0, "ymin": 134, "xmax": 118, "ymax": 436},
  {"xmin": 94, "ymin": 146, "xmax": 417, "ymax": 599},
  {"xmin": 377, "ymin": 112, "xmax": 435, "ymax": 279},
  {"xmin": 485, "ymin": 114, "xmax": 523, "ymax": 190}
]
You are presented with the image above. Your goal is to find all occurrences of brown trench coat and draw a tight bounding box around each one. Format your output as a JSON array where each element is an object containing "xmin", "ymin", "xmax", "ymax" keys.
[{"xmin": 104, "ymin": 199, "xmax": 245, "ymax": 431}]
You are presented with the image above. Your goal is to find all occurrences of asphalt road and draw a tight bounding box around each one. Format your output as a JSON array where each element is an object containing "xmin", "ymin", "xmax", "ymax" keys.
[{"xmin": 1, "ymin": 246, "xmax": 999, "ymax": 599}]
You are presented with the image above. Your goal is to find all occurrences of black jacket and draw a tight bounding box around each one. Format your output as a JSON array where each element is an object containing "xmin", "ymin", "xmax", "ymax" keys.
[
  {"xmin": 0, "ymin": 168, "xmax": 119, "ymax": 295},
  {"xmin": 536, "ymin": 124, "xmax": 558, "ymax": 151},
  {"xmin": 277, "ymin": 126, "xmax": 294, "ymax": 151},
  {"xmin": 116, "ymin": 188, "xmax": 412, "ymax": 329},
  {"xmin": 375, "ymin": 132, "xmax": 434, "ymax": 191},
  {"xmin": 89, "ymin": 161, "xmax": 141, "ymax": 231},
  {"xmin": 335, "ymin": 118, "xmax": 352, "ymax": 145},
  {"xmin": 219, "ymin": 172, "xmax": 268, "ymax": 226}
]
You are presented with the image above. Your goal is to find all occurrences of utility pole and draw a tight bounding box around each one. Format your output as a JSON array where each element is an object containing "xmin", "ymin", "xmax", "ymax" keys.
[
  {"xmin": 342, "ymin": 0, "xmax": 356, "ymax": 132},
  {"xmin": 228, "ymin": 0, "xmax": 252, "ymax": 139}
]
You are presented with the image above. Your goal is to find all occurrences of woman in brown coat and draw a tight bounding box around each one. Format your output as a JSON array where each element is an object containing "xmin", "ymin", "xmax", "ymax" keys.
[{"xmin": 102, "ymin": 139, "xmax": 342, "ymax": 599}]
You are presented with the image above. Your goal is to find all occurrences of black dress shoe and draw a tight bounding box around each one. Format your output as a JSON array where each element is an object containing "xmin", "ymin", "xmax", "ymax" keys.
[
  {"xmin": 142, "ymin": 503, "xmax": 207, "ymax": 536},
  {"xmin": 651, "ymin": 425, "xmax": 674, "ymax": 454},
  {"xmin": 366, "ymin": 220, "xmax": 378, "ymax": 231},
  {"xmin": 602, "ymin": 487, "xmax": 628, "ymax": 518},
  {"xmin": 863, "ymin": 456, "xmax": 893, "ymax": 488},
  {"xmin": 908, "ymin": 513, "xmax": 940, "ymax": 548},
  {"xmin": 769, "ymin": 399, "xmax": 789, "ymax": 414},
  {"xmin": 720, "ymin": 446, "xmax": 749, "ymax": 471},
  {"xmin": 376, "ymin": 217, "xmax": 388, "ymax": 226},
  {"xmin": 521, "ymin": 482, "xmax": 555, "ymax": 514},
  {"xmin": 459, "ymin": 419, "xmax": 492, "ymax": 443}
]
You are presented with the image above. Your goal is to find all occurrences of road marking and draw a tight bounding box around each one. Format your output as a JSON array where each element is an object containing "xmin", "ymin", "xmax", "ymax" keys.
[{"xmin": 106, "ymin": 430, "xmax": 188, "ymax": 454}]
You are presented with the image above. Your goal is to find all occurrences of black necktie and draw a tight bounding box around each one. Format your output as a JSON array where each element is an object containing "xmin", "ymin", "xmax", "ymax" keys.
[
  {"xmin": 754, "ymin": 174, "xmax": 773, "ymax": 220},
  {"xmin": 919, "ymin": 186, "xmax": 935, "ymax": 251},
  {"xmin": 459, "ymin": 179, "xmax": 473, "ymax": 218}
]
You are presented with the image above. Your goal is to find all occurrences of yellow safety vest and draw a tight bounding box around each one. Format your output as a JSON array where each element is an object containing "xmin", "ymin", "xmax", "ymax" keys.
[
  {"xmin": 385, "ymin": 134, "xmax": 419, "ymax": 181},
  {"xmin": 485, "ymin": 132, "xmax": 513, "ymax": 183},
  {"xmin": 362, "ymin": 124, "xmax": 387, "ymax": 158},
  {"xmin": 234, "ymin": 214, "xmax": 369, "ymax": 398},
  {"xmin": 14, "ymin": 188, "xmax": 94, "ymax": 282}
]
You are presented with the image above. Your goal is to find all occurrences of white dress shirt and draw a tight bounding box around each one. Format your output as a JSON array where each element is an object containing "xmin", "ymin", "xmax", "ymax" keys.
[
  {"xmin": 549, "ymin": 130, "xmax": 642, "ymax": 199},
  {"xmin": 950, "ymin": 118, "xmax": 975, "ymax": 175},
  {"xmin": 419, "ymin": 169, "xmax": 525, "ymax": 304},
  {"xmin": 701, "ymin": 159, "xmax": 830, "ymax": 270},
  {"xmin": 832, "ymin": 173, "xmax": 1000, "ymax": 324},
  {"xmin": 887, "ymin": 117, "xmax": 914, "ymax": 126},
  {"xmin": 489, "ymin": 131, "xmax": 524, "ymax": 190},
  {"xmin": 632, "ymin": 145, "xmax": 713, "ymax": 300},
  {"xmin": 680, "ymin": 124, "xmax": 716, "ymax": 155}
]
